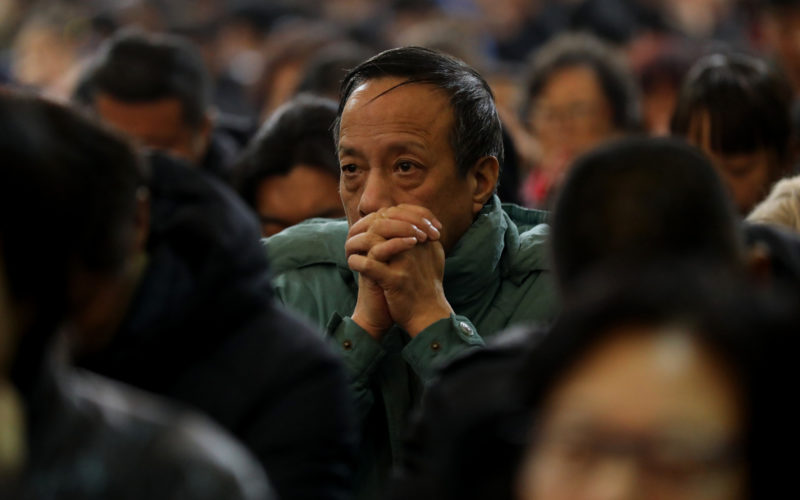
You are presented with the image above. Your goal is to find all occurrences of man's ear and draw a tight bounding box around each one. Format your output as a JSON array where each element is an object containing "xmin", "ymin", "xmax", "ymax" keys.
[{"xmin": 469, "ymin": 156, "xmax": 500, "ymax": 215}]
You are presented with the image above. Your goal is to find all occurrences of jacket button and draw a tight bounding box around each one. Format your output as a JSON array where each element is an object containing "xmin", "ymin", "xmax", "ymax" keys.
[
  {"xmin": 431, "ymin": 341, "xmax": 441, "ymax": 351},
  {"xmin": 459, "ymin": 321, "xmax": 473, "ymax": 336},
  {"xmin": 342, "ymin": 340, "xmax": 353, "ymax": 351}
]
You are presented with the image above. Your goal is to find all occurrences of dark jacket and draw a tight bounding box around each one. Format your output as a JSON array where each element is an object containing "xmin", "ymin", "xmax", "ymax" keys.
[
  {"xmin": 5, "ymin": 348, "xmax": 273, "ymax": 500},
  {"xmin": 200, "ymin": 114, "xmax": 258, "ymax": 183},
  {"xmin": 78, "ymin": 154, "xmax": 357, "ymax": 500},
  {"xmin": 390, "ymin": 327, "xmax": 544, "ymax": 500}
]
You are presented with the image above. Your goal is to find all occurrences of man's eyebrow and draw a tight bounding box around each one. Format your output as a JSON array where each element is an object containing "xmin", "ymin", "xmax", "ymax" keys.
[
  {"xmin": 338, "ymin": 141, "xmax": 428, "ymax": 159},
  {"xmin": 386, "ymin": 141, "xmax": 427, "ymax": 154},
  {"xmin": 337, "ymin": 145, "xmax": 361, "ymax": 157}
]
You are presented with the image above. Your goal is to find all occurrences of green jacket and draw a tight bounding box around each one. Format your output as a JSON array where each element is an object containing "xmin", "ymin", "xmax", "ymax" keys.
[{"xmin": 265, "ymin": 196, "xmax": 558, "ymax": 499}]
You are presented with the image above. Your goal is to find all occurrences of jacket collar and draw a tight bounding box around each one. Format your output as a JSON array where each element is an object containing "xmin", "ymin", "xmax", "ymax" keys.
[{"xmin": 443, "ymin": 195, "xmax": 512, "ymax": 309}]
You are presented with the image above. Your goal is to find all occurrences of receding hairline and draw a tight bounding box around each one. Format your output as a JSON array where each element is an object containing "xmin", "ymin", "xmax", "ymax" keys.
[
  {"xmin": 339, "ymin": 76, "xmax": 454, "ymax": 122},
  {"xmin": 336, "ymin": 76, "xmax": 457, "ymax": 153}
]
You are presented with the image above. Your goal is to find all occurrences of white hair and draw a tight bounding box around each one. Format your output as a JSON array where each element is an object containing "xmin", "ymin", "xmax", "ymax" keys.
[{"xmin": 747, "ymin": 175, "xmax": 800, "ymax": 233}]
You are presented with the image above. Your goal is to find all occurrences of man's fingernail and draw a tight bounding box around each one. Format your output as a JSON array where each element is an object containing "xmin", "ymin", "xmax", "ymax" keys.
[{"xmin": 423, "ymin": 218, "xmax": 440, "ymax": 232}]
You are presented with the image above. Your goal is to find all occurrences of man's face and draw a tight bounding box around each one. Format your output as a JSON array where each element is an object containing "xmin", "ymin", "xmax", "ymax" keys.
[
  {"xmin": 95, "ymin": 93, "xmax": 209, "ymax": 163},
  {"xmin": 337, "ymin": 78, "xmax": 476, "ymax": 252},
  {"xmin": 256, "ymin": 164, "xmax": 344, "ymax": 237}
]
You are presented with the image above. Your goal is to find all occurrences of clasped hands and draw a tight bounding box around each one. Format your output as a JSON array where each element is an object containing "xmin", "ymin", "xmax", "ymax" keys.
[{"xmin": 346, "ymin": 204, "xmax": 454, "ymax": 340}]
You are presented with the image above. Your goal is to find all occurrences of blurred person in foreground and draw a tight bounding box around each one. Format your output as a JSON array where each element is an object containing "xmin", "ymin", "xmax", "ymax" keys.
[
  {"xmin": 70, "ymin": 48, "xmax": 359, "ymax": 500},
  {"xmin": 392, "ymin": 137, "xmax": 766, "ymax": 499},
  {"xmin": 69, "ymin": 151, "xmax": 356, "ymax": 499},
  {"xmin": 671, "ymin": 52, "xmax": 795, "ymax": 215},
  {"xmin": 511, "ymin": 273, "xmax": 795, "ymax": 500},
  {"xmin": 426, "ymin": 269, "xmax": 793, "ymax": 500},
  {"xmin": 264, "ymin": 46, "xmax": 558, "ymax": 499},
  {"xmin": 0, "ymin": 90, "xmax": 272, "ymax": 499},
  {"xmin": 74, "ymin": 29, "xmax": 250, "ymax": 181},
  {"xmin": 233, "ymin": 95, "xmax": 344, "ymax": 237},
  {"xmin": 520, "ymin": 33, "xmax": 640, "ymax": 209}
]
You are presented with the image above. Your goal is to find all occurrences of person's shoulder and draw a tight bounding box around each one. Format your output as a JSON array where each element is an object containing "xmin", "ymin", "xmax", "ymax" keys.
[
  {"xmin": 438, "ymin": 325, "xmax": 547, "ymax": 381},
  {"xmin": 501, "ymin": 203, "xmax": 551, "ymax": 273},
  {"xmin": 264, "ymin": 218, "xmax": 349, "ymax": 274},
  {"xmin": 66, "ymin": 370, "xmax": 275, "ymax": 500},
  {"xmin": 237, "ymin": 299, "xmax": 345, "ymax": 372}
]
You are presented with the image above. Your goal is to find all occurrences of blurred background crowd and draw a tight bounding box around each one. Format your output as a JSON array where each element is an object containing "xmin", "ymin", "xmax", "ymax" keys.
[
  {"xmin": 3, "ymin": 0, "xmax": 800, "ymax": 217},
  {"xmin": 2, "ymin": 1, "xmax": 800, "ymax": 499}
]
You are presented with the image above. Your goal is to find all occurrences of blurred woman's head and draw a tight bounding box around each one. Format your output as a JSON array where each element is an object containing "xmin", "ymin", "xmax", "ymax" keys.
[
  {"xmin": 672, "ymin": 52, "xmax": 794, "ymax": 215},
  {"xmin": 519, "ymin": 33, "xmax": 639, "ymax": 207},
  {"xmin": 522, "ymin": 33, "xmax": 639, "ymax": 169},
  {"xmin": 513, "ymin": 267, "xmax": 796, "ymax": 500}
]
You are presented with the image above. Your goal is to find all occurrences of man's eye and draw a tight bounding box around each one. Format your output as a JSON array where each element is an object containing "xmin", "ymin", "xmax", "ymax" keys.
[
  {"xmin": 341, "ymin": 164, "xmax": 358, "ymax": 174},
  {"xmin": 396, "ymin": 161, "xmax": 416, "ymax": 173}
]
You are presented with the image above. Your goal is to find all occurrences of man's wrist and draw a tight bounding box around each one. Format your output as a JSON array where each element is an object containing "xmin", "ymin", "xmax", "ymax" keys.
[
  {"xmin": 403, "ymin": 304, "xmax": 454, "ymax": 338},
  {"xmin": 350, "ymin": 310, "xmax": 388, "ymax": 340}
]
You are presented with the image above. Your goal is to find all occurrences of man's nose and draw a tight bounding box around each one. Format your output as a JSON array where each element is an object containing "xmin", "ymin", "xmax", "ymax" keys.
[{"xmin": 357, "ymin": 169, "xmax": 394, "ymax": 217}]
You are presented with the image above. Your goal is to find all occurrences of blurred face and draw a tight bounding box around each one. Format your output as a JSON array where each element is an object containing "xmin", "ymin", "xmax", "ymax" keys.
[
  {"xmin": 337, "ymin": 78, "xmax": 479, "ymax": 252},
  {"xmin": 95, "ymin": 93, "xmax": 209, "ymax": 163},
  {"xmin": 688, "ymin": 112, "xmax": 780, "ymax": 215},
  {"xmin": 11, "ymin": 24, "xmax": 79, "ymax": 99},
  {"xmin": 516, "ymin": 325, "xmax": 745, "ymax": 500},
  {"xmin": 529, "ymin": 66, "xmax": 618, "ymax": 169},
  {"xmin": 256, "ymin": 165, "xmax": 344, "ymax": 237},
  {"xmin": 763, "ymin": 8, "xmax": 800, "ymax": 94}
]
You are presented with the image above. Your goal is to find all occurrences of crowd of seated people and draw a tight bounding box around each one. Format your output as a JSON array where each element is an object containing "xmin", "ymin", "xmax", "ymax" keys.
[{"xmin": 1, "ymin": 1, "xmax": 800, "ymax": 499}]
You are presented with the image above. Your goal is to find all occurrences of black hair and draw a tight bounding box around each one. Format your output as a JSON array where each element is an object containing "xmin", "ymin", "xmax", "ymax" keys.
[
  {"xmin": 671, "ymin": 52, "xmax": 793, "ymax": 163},
  {"xmin": 233, "ymin": 95, "xmax": 339, "ymax": 210},
  {"xmin": 551, "ymin": 137, "xmax": 744, "ymax": 295},
  {"xmin": 334, "ymin": 46, "xmax": 504, "ymax": 177},
  {"xmin": 0, "ymin": 90, "xmax": 146, "ymax": 390},
  {"xmin": 73, "ymin": 29, "xmax": 211, "ymax": 128},
  {"xmin": 521, "ymin": 33, "xmax": 640, "ymax": 132}
]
